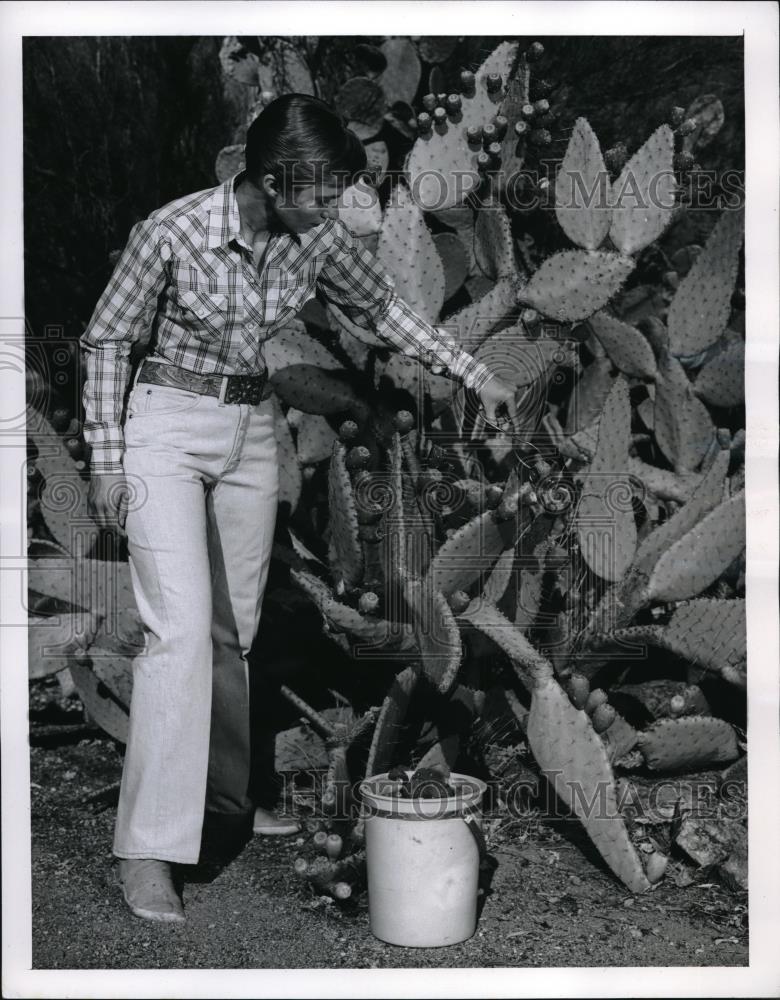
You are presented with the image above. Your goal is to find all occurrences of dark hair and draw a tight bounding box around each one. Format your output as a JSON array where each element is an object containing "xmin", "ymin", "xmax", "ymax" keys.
[{"xmin": 244, "ymin": 93, "xmax": 367, "ymax": 192}]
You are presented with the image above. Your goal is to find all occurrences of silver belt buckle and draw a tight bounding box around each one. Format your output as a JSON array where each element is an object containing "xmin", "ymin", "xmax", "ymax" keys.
[{"xmin": 217, "ymin": 375, "xmax": 229, "ymax": 404}]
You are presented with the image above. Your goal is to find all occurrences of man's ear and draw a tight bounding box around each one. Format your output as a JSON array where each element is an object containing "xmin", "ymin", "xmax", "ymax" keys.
[{"xmin": 262, "ymin": 173, "xmax": 279, "ymax": 201}]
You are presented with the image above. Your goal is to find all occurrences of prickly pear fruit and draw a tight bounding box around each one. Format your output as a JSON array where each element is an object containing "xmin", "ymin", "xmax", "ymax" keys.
[
  {"xmin": 313, "ymin": 830, "xmax": 328, "ymax": 851},
  {"xmin": 359, "ymin": 592, "xmax": 379, "ymax": 615},
  {"xmin": 325, "ymin": 834, "xmax": 343, "ymax": 860},
  {"xmin": 585, "ymin": 688, "xmax": 608, "ymax": 714},
  {"xmin": 526, "ymin": 41, "xmax": 544, "ymax": 61},
  {"xmin": 345, "ymin": 446, "xmax": 371, "ymax": 472},
  {"xmin": 331, "ymin": 882, "xmax": 352, "ymax": 900},
  {"xmin": 448, "ymin": 590, "xmax": 471, "ymax": 615},
  {"xmin": 485, "ymin": 484, "xmax": 504, "ymax": 509},
  {"xmin": 591, "ymin": 703, "xmax": 616, "ymax": 734},
  {"xmin": 294, "ymin": 856, "xmax": 309, "ymax": 875},
  {"xmin": 566, "ymin": 673, "xmax": 590, "ymax": 710},
  {"xmin": 339, "ymin": 420, "xmax": 359, "ymax": 442},
  {"xmin": 645, "ymin": 852, "xmax": 668, "ymax": 884},
  {"xmin": 393, "ymin": 410, "xmax": 415, "ymax": 434},
  {"xmin": 669, "ymin": 694, "xmax": 686, "ymax": 716}
]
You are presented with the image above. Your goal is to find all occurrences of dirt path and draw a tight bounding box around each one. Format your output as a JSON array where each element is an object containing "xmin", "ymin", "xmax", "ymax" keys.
[{"xmin": 30, "ymin": 738, "xmax": 747, "ymax": 970}]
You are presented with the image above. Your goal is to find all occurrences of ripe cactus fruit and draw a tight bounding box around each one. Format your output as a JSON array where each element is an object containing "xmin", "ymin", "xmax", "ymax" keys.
[
  {"xmin": 645, "ymin": 489, "xmax": 745, "ymax": 602},
  {"xmin": 667, "ymin": 207, "xmax": 744, "ymax": 357},
  {"xmin": 448, "ymin": 590, "xmax": 471, "ymax": 615},
  {"xmin": 526, "ymin": 41, "xmax": 545, "ymax": 61},
  {"xmin": 589, "ymin": 312, "xmax": 657, "ymax": 379},
  {"xmin": 644, "ymin": 852, "xmax": 669, "ymax": 884},
  {"xmin": 407, "ymin": 41, "xmax": 519, "ymax": 209},
  {"xmin": 566, "ymin": 673, "xmax": 590, "ymax": 710},
  {"xmin": 325, "ymin": 833, "xmax": 343, "ymax": 860},
  {"xmin": 527, "ymin": 676, "xmax": 651, "ymax": 893},
  {"xmin": 585, "ymin": 688, "xmax": 608, "ymax": 714},
  {"xmin": 339, "ymin": 420, "xmax": 359, "ymax": 442},
  {"xmin": 393, "ymin": 410, "xmax": 415, "ymax": 434},
  {"xmin": 669, "ymin": 694, "xmax": 686, "ymax": 716},
  {"xmin": 313, "ymin": 830, "xmax": 328, "ymax": 850},
  {"xmin": 591, "ymin": 702, "xmax": 616, "ymax": 734},
  {"xmin": 358, "ymin": 591, "xmax": 380, "ymax": 615},
  {"xmin": 555, "ymin": 118, "xmax": 612, "ymax": 251},
  {"xmin": 345, "ymin": 446, "xmax": 371, "ymax": 472},
  {"xmin": 518, "ymin": 251, "xmax": 634, "ymax": 323},
  {"xmin": 331, "ymin": 882, "xmax": 352, "ymax": 900},
  {"xmin": 609, "ymin": 125, "xmax": 675, "ymax": 254},
  {"xmin": 637, "ymin": 716, "xmax": 739, "ymax": 771}
]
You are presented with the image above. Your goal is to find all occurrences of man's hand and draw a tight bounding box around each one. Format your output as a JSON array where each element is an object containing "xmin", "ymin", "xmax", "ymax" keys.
[
  {"xmin": 87, "ymin": 472, "xmax": 130, "ymax": 535},
  {"xmin": 474, "ymin": 375, "xmax": 518, "ymax": 437}
]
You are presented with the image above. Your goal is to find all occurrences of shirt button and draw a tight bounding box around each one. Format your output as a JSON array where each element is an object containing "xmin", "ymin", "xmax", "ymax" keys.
[
  {"xmin": 197, "ymin": 308, "xmax": 207, "ymax": 318},
  {"xmin": 247, "ymin": 322, "xmax": 256, "ymax": 330}
]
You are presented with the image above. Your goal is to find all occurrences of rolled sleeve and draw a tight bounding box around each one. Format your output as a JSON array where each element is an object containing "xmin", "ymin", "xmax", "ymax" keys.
[
  {"xmin": 317, "ymin": 220, "xmax": 495, "ymax": 392},
  {"xmin": 80, "ymin": 219, "xmax": 168, "ymax": 473}
]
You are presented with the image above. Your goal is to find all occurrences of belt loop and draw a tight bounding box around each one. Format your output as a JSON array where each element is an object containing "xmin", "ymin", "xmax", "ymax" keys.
[
  {"xmin": 130, "ymin": 358, "xmax": 146, "ymax": 389},
  {"xmin": 217, "ymin": 374, "xmax": 229, "ymax": 405}
]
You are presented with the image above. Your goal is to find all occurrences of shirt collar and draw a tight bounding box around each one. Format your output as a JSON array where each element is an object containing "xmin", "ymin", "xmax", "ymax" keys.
[{"xmin": 205, "ymin": 170, "xmax": 326, "ymax": 252}]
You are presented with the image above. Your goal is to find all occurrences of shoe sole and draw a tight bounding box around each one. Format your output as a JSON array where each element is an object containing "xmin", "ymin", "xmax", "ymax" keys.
[
  {"xmin": 253, "ymin": 823, "xmax": 301, "ymax": 836},
  {"xmin": 119, "ymin": 875, "xmax": 186, "ymax": 923}
]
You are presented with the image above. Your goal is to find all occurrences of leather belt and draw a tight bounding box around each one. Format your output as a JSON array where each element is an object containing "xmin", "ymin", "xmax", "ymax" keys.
[{"xmin": 136, "ymin": 358, "xmax": 272, "ymax": 405}]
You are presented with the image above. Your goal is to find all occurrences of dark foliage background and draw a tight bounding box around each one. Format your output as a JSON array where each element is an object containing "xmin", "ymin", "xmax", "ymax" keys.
[{"xmin": 23, "ymin": 35, "xmax": 743, "ymax": 356}]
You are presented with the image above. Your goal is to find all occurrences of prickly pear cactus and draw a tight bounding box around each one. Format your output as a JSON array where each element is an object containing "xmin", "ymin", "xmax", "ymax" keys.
[
  {"xmin": 637, "ymin": 716, "xmax": 739, "ymax": 771},
  {"xmin": 406, "ymin": 41, "xmax": 519, "ymax": 209},
  {"xmin": 667, "ymin": 207, "xmax": 745, "ymax": 357},
  {"xmin": 608, "ymin": 125, "xmax": 676, "ymax": 255},
  {"xmin": 555, "ymin": 117, "xmax": 611, "ymax": 250},
  {"xmin": 327, "ymin": 443, "xmax": 364, "ymax": 591},
  {"xmin": 527, "ymin": 676, "xmax": 652, "ymax": 893},
  {"xmin": 576, "ymin": 377, "xmax": 637, "ymax": 582},
  {"xmin": 518, "ymin": 251, "xmax": 634, "ymax": 323}
]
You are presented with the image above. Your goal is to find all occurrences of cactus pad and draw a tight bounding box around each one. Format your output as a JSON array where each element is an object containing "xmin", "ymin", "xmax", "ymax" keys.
[
  {"xmin": 271, "ymin": 365, "xmax": 366, "ymax": 418},
  {"xmin": 576, "ymin": 377, "xmax": 637, "ymax": 582},
  {"xmin": 646, "ymin": 489, "xmax": 745, "ymax": 602},
  {"xmin": 694, "ymin": 335, "xmax": 745, "ymax": 407},
  {"xmin": 405, "ymin": 579, "xmax": 462, "ymax": 694},
  {"xmin": 294, "ymin": 412, "xmax": 339, "ymax": 465},
  {"xmin": 378, "ymin": 38, "xmax": 421, "ymax": 106},
  {"xmin": 327, "ymin": 443, "xmax": 364, "ymax": 591},
  {"xmin": 474, "ymin": 201, "xmax": 516, "ymax": 279},
  {"xmin": 70, "ymin": 655, "xmax": 133, "ymax": 744},
  {"xmin": 637, "ymin": 716, "xmax": 739, "ymax": 771},
  {"xmin": 565, "ymin": 358, "xmax": 614, "ymax": 435},
  {"xmin": 366, "ymin": 664, "xmax": 420, "ymax": 777},
  {"xmin": 633, "ymin": 447, "xmax": 729, "ymax": 575},
  {"xmin": 427, "ymin": 510, "xmax": 506, "ymax": 596},
  {"xmin": 608, "ymin": 125, "xmax": 675, "ymax": 255},
  {"xmin": 444, "ymin": 276, "xmax": 520, "ymax": 353},
  {"xmin": 527, "ymin": 676, "xmax": 651, "ymax": 892},
  {"xmin": 406, "ymin": 41, "xmax": 519, "ymax": 209},
  {"xmin": 460, "ymin": 598, "xmax": 553, "ymax": 687},
  {"xmin": 665, "ymin": 598, "xmax": 746, "ymax": 686},
  {"xmin": 433, "ymin": 232, "xmax": 470, "ymax": 300},
  {"xmin": 667, "ymin": 207, "xmax": 744, "ymax": 357},
  {"xmin": 272, "ymin": 397, "xmax": 302, "ymax": 512},
  {"xmin": 654, "ymin": 352, "xmax": 715, "ymax": 473},
  {"xmin": 518, "ymin": 251, "xmax": 634, "ymax": 323},
  {"xmin": 589, "ymin": 312, "xmax": 657, "ymax": 379},
  {"xmin": 555, "ymin": 117, "xmax": 611, "ymax": 250},
  {"xmin": 376, "ymin": 183, "xmax": 445, "ymax": 324}
]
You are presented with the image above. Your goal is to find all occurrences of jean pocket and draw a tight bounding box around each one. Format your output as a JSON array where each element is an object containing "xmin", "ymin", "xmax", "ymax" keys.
[{"xmin": 127, "ymin": 384, "xmax": 203, "ymax": 419}]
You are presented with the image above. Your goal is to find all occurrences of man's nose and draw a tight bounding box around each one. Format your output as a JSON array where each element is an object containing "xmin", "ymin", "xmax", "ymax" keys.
[{"xmin": 320, "ymin": 206, "xmax": 340, "ymax": 221}]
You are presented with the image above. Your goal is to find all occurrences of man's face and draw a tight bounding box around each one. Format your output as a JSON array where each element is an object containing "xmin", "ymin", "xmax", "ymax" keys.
[{"xmin": 271, "ymin": 179, "xmax": 342, "ymax": 234}]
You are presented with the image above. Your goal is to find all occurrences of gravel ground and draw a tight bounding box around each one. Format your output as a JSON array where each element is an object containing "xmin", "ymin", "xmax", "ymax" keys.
[{"xmin": 30, "ymin": 736, "xmax": 748, "ymax": 970}]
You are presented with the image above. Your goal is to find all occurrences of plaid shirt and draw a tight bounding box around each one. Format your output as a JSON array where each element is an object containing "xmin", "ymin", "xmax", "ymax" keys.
[{"xmin": 80, "ymin": 171, "xmax": 495, "ymax": 473}]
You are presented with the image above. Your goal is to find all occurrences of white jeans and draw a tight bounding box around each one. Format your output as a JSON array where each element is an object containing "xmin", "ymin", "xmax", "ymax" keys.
[{"xmin": 114, "ymin": 372, "xmax": 278, "ymax": 863}]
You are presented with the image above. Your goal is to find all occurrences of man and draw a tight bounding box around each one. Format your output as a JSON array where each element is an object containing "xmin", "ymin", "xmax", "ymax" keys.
[{"xmin": 81, "ymin": 93, "xmax": 516, "ymax": 922}]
